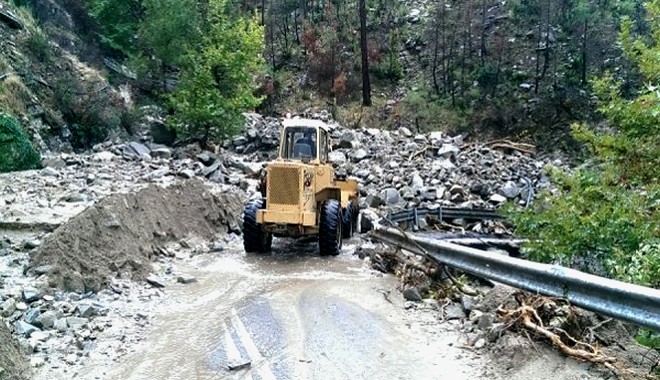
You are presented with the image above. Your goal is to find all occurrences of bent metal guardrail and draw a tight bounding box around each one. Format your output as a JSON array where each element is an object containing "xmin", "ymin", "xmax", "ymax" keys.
[{"xmin": 370, "ymin": 227, "xmax": 660, "ymax": 331}]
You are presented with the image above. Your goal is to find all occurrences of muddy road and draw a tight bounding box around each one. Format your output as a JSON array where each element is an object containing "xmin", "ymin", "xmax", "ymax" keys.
[{"xmin": 72, "ymin": 238, "xmax": 485, "ymax": 380}]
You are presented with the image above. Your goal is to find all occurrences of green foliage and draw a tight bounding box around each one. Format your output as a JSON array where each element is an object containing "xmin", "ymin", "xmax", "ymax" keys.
[
  {"xmin": 0, "ymin": 112, "xmax": 41, "ymax": 173},
  {"xmin": 86, "ymin": 0, "xmax": 143, "ymax": 55},
  {"xmin": 169, "ymin": 0, "xmax": 265, "ymax": 141},
  {"xmin": 372, "ymin": 29, "xmax": 404, "ymax": 82},
  {"xmin": 403, "ymin": 89, "xmax": 466, "ymax": 132},
  {"xmin": 636, "ymin": 328, "xmax": 660, "ymax": 350},
  {"xmin": 507, "ymin": 0, "xmax": 660, "ymax": 287},
  {"xmin": 139, "ymin": 0, "xmax": 202, "ymax": 69},
  {"xmin": 24, "ymin": 30, "xmax": 50, "ymax": 62}
]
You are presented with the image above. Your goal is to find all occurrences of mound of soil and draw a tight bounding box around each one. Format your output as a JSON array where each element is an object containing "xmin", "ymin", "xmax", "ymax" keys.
[
  {"xmin": 30, "ymin": 179, "xmax": 243, "ymax": 292},
  {"xmin": 0, "ymin": 322, "xmax": 30, "ymax": 380}
]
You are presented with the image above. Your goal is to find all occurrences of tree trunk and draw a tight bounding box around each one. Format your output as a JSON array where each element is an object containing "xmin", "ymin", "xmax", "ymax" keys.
[{"xmin": 359, "ymin": 0, "xmax": 371, "ymax": 106}]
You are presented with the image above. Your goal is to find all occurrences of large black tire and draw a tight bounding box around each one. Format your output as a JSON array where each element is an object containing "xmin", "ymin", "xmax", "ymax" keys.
[
  {"xmin": 243, "ymin": 199, "xmax": 272, "ymax": 253},
  {"xmin": 319, "ymin": 199, "xmax": 342, "ymax": 256},
  {"xmin": 342, "ymin": 203, "xmax": 356, "ymax": 239}
]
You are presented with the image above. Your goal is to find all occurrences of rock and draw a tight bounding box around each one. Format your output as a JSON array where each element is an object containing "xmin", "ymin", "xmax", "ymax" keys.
[
  {"xmin": 65, "ymin": 354, "xmax": 78, "ymax": 365},
  {"xmin": 63, "ymin": 193, "xmax": 87, "ymax": 203},
  {"xmin": 232, "ymin": 136, "xmax": 249, "ymax": 146},
  {"xmin": 33, "ymin": 265, "xmax": 54, "ymax": 275},
  {"xmin": 22, "ymin": 288, "xmax": 41, "ymax": 303},
  {"xmin": 30, "ymin": 357, "xmax": 45, "ymax": 368},
  {"xmin": 146, "ymin": 274, "xmax": 166, "ymax": 288},
  {"xmin": 42, "ymin": 167, "xmax": 60, "ymax": 177},
  {"xmin": 128, "ymin": 142, "xmax": 151, "ymax": 157},
  {"xmin": 54, "ymin": 318, "xmax": 68, "ymax": 332},
  {"xmin": 365, "ymin": 194, "xmax": 383, "ymax": 208},
  {"xmin": 92, "ymin": 151, "xmax": 116, "ymax": 161},
  {"xmin": 196, "ymin": 151, "xmax": 216, "ymax": 165},
  {"xmin": 15, "ymin": 302, "xmax": 27, "ymax": 311},
  {"xmin": 477, "ymin": 313, "xmax": 495, "ymax": 331},
  {"xmin": 461, "ymin": 295, "xmax": 475, "ymax": 312},
  {"xmin": 437, "ymin": 144, "xmax": 460, "ymax": 158},
  {"xmin": 359, "ymin": 209, "xmax": 379, "ymax": 233},
  {"xmin": 14, "ymin": 321, "xmax": 40, "ymax": 337},
  {"xmin": 489, "ymin": 194, "xmax": 507, "ymax": 203},
  {"xmin": 474, "ymin": 338, "xmax": 486, "ymax": 349},
  {"xmin": 350, "ymin": 148, "xmax": 368, "ymax": 163},
  {"xmin": 86, "ymin": 173, "xmax": 96, "ymax": 184},
  {"xmin": 22, "ymin": 239, "xmax": 41, "ymax": 250},
  {"xmin": 151, "ymin": 147, "xmax": 173, "ymax": 159},
  {"xmin": 210, "ymin": 241, "xmax": 224, "ymax": 252},
  {"xmin": 178, "ymin": 169, "xmax": 195, "ymax": 179},
  {"xmin": 444, "ymin": 303, "xmax": 466, "ymax": 320},
  {"xmin": 339, "ymin": 131, "xmax": 358, "ymax": 148},
  {"xmin": 399, "ymin": 186, "xmax": 414, "ymax": 201},
  {"xmin": 66, "ymin": 317, "xmax": 88, "ymax": 329},
  {"xmin": 329, "ymin": 151, "xmax": 347, "ymax": 165},
  {"xmin": 177, "ymin": 275, "xmax": 197, "ymax": 284},
  {"xmin": 0, "ymin": 8, "xmax": 24, "ymax": 29},
  {"xmin": 1, "ymin": 298, "xmax": 16, "ymax": 317},
  {"xmin": 77, "ymin": 303, "xmax": 98, "ymax": 318},
  {"xmin": 449, "ymin": 184, "xmax": 465, "ymax": 196},
  {"xmin": 30, "ymin": 330, "xmax": 49, "ymax": 342},
  {"xmin": 34, "ymin": 311, "xmax": 57, "ymax": 329},
  {"xmin": 400, "ymin": 127, "xmax": 413, "ymax": 137},
  {"xmin": 402, "ymin": 287, "xmax": 422, "ymax": 302},
  {"xmin": 410, "ymin": 174, "xmax": 424, "ymax": 191},
  {"xmin": 469, "ymin": 310, "xmax": 484, "ymax": 323},
  {"xmin": 24, "ymin": 308, "xmax": 41, "ymax": 324},
  {"xmin": 379, "ymin": 188, "xmax": 401, "ymax": 205},
  {"xmin": 500, "ymin": 181, "xmax": 520, "ymax": 199}
]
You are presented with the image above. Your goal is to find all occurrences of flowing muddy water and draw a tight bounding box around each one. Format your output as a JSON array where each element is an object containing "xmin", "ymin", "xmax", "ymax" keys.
[{"xmin": 72, "ymin": 238, "xmax": 486, "ymax": 380}]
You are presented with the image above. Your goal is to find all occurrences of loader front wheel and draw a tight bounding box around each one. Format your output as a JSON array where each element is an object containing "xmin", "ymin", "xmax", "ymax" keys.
[
  {"xmin": 319, "ymin": 199, "xmax": 342, "ymax": 256},
  {"xmin": 243, "ymin": 199, "xmax": 272, "ymax": 253},
  {"xmin": 342, "ymin": 203, "xmax": 356, "ymax": 239}
]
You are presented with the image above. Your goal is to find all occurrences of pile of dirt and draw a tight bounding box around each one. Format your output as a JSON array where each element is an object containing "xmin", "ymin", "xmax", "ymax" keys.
[
  {"xmin": 0, "ymin": 322, "xmax": 30, "ymax": 380},
  {"xmin": 29, "ymin": 179, "xmax": 243, "ymax": 292}
]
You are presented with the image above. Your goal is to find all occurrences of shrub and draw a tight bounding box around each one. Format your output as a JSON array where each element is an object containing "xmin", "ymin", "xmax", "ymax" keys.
[{"xmin": 0, "ymin": 112, "xmax": 41, "ymax": 173}]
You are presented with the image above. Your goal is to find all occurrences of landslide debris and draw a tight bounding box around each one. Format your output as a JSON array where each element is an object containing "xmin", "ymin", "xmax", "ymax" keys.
[{"xmin": 29, "ymin": 179, "xmax": 242, "ymax": 292}]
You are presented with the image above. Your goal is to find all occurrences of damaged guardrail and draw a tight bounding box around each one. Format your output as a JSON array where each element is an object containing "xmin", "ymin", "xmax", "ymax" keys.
[
  {"xmin": 382, "ymin": 206, "xmax": 503, "ymax": 230},
  {"xmin": 370, "ymin": 227, "xmax": 660, "ymax": 331}
]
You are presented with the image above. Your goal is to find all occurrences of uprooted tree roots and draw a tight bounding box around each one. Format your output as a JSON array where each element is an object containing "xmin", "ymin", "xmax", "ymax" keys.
[{"xmin": 497, "ymin": 294, "xmax": 616, "ymax": 366}]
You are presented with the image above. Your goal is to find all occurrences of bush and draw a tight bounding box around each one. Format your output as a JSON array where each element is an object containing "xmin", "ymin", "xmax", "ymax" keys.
[
  {"xmin": 52, "ymin": 75, "xmax": 124, "ymax": 149},
  {"xmin": 0, "ymin": 112, "xmax": 41, "ymax": 173}
]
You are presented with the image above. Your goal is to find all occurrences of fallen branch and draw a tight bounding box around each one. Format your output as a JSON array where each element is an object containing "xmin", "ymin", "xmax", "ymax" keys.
[{"xmin": 489, "ymin": 143, "xmax": 536, "ymax": 156}]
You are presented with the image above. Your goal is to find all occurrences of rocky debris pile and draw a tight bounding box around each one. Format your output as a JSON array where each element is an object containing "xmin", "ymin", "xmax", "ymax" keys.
[
  {"xmin": 28, "ymin": 180, "xmax": 242, "ymax": 293},
  {"xmin": 230, "ymin": 113, "xmax": 558, "ymax": 223},
  {"xmin": 0, "ymin": 237, "xmax": 173, "ymax": 376},
  {"xmin": 328, "ymin": 127, "xmax": 551, "ymax": 212},
  {"xmin": 224, "ymin": 113, "xmax": 284, "ymax": 155},
  {"xmin": 0, "ymin": 314, "xmax": 31, "ymax": 380}
]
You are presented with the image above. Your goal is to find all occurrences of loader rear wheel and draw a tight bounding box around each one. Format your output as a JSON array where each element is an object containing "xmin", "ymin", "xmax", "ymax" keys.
[
  {"xmin": 243, "ymin": 199, "xmax": 272, "ymax": 253},
  {"xmin": 319, "ymin": 199, "xmax": 342, "ymax": 256}
]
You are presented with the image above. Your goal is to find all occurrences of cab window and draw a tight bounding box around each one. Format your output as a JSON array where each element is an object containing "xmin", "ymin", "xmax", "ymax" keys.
[
  {"xmin": 319, "ymin": 129, "xmax": 329, "ymax": 163},
  {"xmin": 281, "ymin": 127, "xmax": 318, "ymax": 160}
]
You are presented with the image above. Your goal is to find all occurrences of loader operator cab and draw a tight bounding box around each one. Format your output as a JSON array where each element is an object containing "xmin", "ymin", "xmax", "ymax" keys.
[{"xmin": 279, "ymin": 122, "xmax": 330, "ymax": 164}]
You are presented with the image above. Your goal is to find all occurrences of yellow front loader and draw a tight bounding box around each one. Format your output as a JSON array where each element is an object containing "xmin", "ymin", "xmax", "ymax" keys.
[{"xmin": 242, "ymin": 118, "xmax": 359, "ymax": 256}]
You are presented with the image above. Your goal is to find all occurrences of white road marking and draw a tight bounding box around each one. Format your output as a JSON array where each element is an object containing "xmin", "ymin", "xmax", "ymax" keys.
[{"xmin": 230, "ymin": 308, "xmax": 278, "ymax": 380}]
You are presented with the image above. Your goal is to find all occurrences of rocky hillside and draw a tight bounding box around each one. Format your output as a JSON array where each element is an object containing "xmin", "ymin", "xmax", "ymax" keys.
[{"xmin": 0, "ymin": 0, "xmax": 131, "ymax": 154}]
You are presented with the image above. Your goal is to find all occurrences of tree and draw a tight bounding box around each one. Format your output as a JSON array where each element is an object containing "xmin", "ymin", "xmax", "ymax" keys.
[
  {"xmin": 507, "ymin": 0, "xmax": 660, "ymax": 287},
  {"xmin": 359, "ymin": 0, "xmax": 371, "ymax": 106},
  {"xmin": 85, "ymin": 0, "xmax": 143, "ymax": 56},
  {"xmin": 169, "ymin": 0, "xmax": 265, "ymax": 142},
  {"xmin": 139, "ymin": 0, "xmax": 202, "ymax": 91}
]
